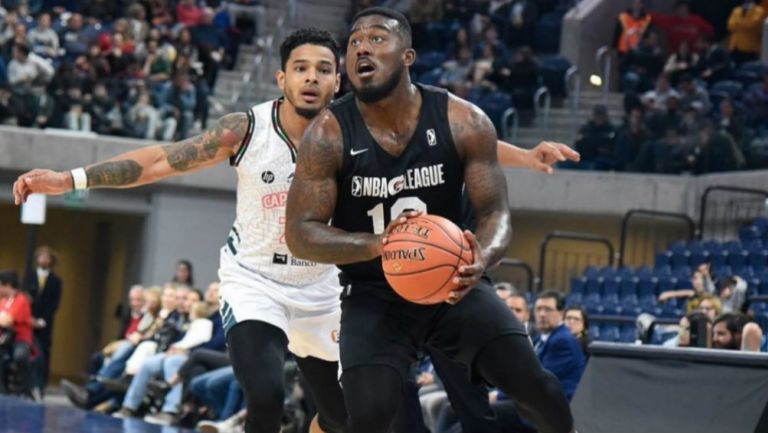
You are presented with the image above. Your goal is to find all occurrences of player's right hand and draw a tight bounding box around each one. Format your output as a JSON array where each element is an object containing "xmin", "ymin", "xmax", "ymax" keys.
[{"xmin": 13, "ymin": 169, "xmax": 73, "ymax": 205}]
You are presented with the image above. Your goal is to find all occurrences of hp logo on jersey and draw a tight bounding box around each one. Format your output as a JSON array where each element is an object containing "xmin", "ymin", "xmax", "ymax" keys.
[
  {"xmin": 351, "ymin": 176, "xmax": 363, "ymax": 197},
  {"xmin": 426, "ymin": 128, "xmax": 436, "ymax": 146},
  {"xmin": 261, "ymin": 171, "xmax": 275, "ymax": 184}
]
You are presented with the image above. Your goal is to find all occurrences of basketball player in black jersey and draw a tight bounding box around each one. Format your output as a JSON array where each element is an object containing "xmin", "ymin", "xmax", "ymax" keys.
[{"xmin": 286, "ymin": 7, "xmax": 575, "ymax": 433}]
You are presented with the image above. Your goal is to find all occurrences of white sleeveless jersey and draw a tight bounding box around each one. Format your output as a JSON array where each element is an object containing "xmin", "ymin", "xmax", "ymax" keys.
[{"xmin": 223, "ymin": 99, "xmax": 337, "ymax": 287}]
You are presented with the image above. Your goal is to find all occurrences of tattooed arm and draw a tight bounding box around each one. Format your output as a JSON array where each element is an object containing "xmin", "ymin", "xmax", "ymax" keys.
[
  {"xmin": 13, "ymin": 112, "xmax": 250, "ymax": 204},
  {"xmin": 448, "ymin": 95, "xmax": 512, "ymax": 296},
  {"xmin": 285, "ymin": 111, "xmax": 382, "ymax": 264}
]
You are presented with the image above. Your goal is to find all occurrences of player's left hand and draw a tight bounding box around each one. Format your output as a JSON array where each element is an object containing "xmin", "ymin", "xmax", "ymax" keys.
[
  {"xmin": 447, "ymin": 231, "xmax": 485, "ymax": 305},
  {"xmin": 527, "ymin": 141, "xmax": 580, "ymax": 174}
]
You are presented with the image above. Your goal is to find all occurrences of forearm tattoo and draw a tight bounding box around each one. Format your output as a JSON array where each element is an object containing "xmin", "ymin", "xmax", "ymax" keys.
[{"xmin": 86, "ymin": 160, "xmax": 143, "ymax": 188}]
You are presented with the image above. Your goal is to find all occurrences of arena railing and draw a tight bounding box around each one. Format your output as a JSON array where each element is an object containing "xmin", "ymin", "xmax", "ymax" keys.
[
  {"xmin": 595, "ymin": 45, "xmax": 611, "ymax": 103},
  {"xmin": 698, "ymin": 185, "xmax": 768, "ymax": 241},
  {"xmin": 538, "ymin": 231, "xmax": 615, "ymax": 291},
  {"xmin": 618, "ymin": 209, "xmax": 697, "ymax": 268},
  {"xmin": 534, "ymin": 86, "xmax": 551, "ymax": 131},
  {"xmin": 501, "ymin": 107, "xmax": 519, "ymax": 143},
  {"xmin": 489, "ymin": 258, "xmax": 534, "ymax": 292}
]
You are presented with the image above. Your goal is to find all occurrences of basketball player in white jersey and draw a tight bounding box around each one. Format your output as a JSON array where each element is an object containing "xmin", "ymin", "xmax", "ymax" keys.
[{"xmin": 13, "ymin": 27, "xmax": 578, "ymax": 433}]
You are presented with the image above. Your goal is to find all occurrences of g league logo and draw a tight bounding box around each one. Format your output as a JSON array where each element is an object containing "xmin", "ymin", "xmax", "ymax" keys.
[
  {"xmin": 351, "ymin": 176, "xmax": 363, "ymax": 197},
  {"xmin": 426, "ymin": 128, "xmax": 437, "ymax": 146},
  {"xmin": 261, "ymin": 171, "xmax": 275, "ymax": 184}
]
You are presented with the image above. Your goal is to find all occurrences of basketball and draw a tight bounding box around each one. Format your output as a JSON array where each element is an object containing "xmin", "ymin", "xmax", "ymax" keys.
[{"xmin": 382, "ymin": 214, "xmax": 474, "ymax": 305}]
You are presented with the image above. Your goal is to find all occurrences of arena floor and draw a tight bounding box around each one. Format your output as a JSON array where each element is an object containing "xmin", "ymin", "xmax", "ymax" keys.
[{"xmin": 0, "ymin": 394, "xmax": 197, "ymax": 433}]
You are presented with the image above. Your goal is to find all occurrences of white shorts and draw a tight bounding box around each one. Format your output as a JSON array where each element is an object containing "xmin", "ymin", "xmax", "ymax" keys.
[{"xmin": 218, "ymin": 248, "xmax": 342, "ymax": 362}]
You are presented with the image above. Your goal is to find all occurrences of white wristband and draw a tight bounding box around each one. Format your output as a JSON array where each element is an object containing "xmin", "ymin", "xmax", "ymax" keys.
[{"xmin": 70, "ymin": 168, "xmax": 88, "ymax": 190}]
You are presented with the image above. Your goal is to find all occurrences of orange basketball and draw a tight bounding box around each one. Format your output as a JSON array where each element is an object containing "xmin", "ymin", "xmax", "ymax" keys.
[{"xmin": 382, "ymin": 214, "xmax": 474, "ymax": 305}]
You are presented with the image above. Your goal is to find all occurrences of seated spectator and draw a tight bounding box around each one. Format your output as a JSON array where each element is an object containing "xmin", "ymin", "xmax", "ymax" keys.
[
  {"xmin": 716, "ymin": 96, "xmax": 748, "ymax": 147},
  {"xmin": 712, "ymin": 312, "xmax": 763, "ymax": 351},
  {"xmin": 439, "ymin": 47, "xmax": 472, "ymax": 97},
  {"xmin": 172, "ymin": 260, "xmax": 194, "ymax": 288},
  {"xmin": 651, "ymin": 0, "xmax": 714, "ymax": 54},
  {"xmin": 27, "ymin": 13, "xmax": 59, "ymax": 60},
  {"xmin": 641, "ymin": 74, "xmax": 680, "ymax": 114},
  {"xmin": 126, "ymin": 3, "xmax": 150, "ymax": 51},
  {"xmin": 621, "ymin": 31, "xmax": 664, "ymax": 93},
  {"xmin": 490, "ymin": 46, "xmax": 540, "ymax": 114},
  {"xmin": 62, "ymin": 87, "xmax": 91, "ymax": 132},
  {"xmin": 663, "ymin": 311, "xmax": 712, "ymax": 348},
  {"xmin": 473, "ymin": 24, "xmax": 509, "ymax": 65},
  {"xmin": 687, "ymin": 293, "xmax": 722, "ymax": 320},
  {"xmin": 694, "ymin": 34, "xmax": 730, "ymax": 85},
  {"xmin": 664, "ymin": 41, "xmax": 698, "ymax": 86},
  {"xmin": 143, "ymin": 39, "xmax": 172, "ymax": 86},
  {"xmin": 0, "ymin": 270, "xmax": 34, "ymax": 397},
  {"xmin": 563, "ymin": 306, "xmax": 590, "ymax": 354},
  {"xmin": 574, "ymin": 105, "xmax": 618, "ymax": 170},
  {"xmin": 2, "ymin": 21, "xmax": 29, "ymax": 62},
  {"xmin": 0, "ymin": 10, "xmax": 18, "ymax": 50},
  {"xmin": 745, "ymin": 73, "xmax": 768, "ymax": 124},
  {"xmin": 409, "ymin": 0, "xmax": 442, "ymax": 49},
  {"xmin": 616, "ymin": 107, "xmax": 649, "ymax": 170},
  {"xmin": 506, "ymin": 291, "xmax": 537, "ymax": 338},
  {"xmin": 532, "ymin": 290, "xmax": 586, "ymax": 401},
  {"xmin": 727, "ymin": 0, "xmax": 765, "ymax": 66},
  {"xmin": 493, "ymin": 0, "xmax": 538, "ymax": 48},
  {"xmin": 177, "ymin": 0, "xmax": 204, "ymax": 28},
  {"xmin": 660, "ymin": 265, "xmax": 716, "ymax": 304},
  {"xmin": 719, "ymin": 276, "xmax": 748, "ymax": 314},
  {"xmin": 104, "ymin": 33, "xmax": 136, "ymax": 79},
  {"xmin": 445, "ymin": 27, "xmax": 471, "ymax": 61},
  {"xmin": 126, "ymin": 90, "xmax": 176, "ymax": 140},
  {"xmin": 0, "ymin": 84, "xmax": 17, "ymax": 124},
  {"xmin": 677, "ymin": 74, "xmax": 710, "ymax": 115},
  {"xmin": 8, "ymin": 43, "xmax": 54, "ymax": 127},
  {"xmin": 468, "ymin": 43, "xmax": 496, "ymax": 87},
  {"xmin": 59, "ymin": 13, "xmax": 90, "ymax": 61},
  {"xmin": 189, "ymin": 366, "xmax": 243, "ymax": 425},
  {"xmin": 149, "ymin": 0, "xmax": 175, "ymax": 27},
  {"xmin": 88, "ymin": 82, "xmax": 123, "ymax": 135},
  {"xmin": 614, "ymin": 0, "xmax": 652, "ymax": 57},
  {"xmin": 696, "ymin": 119, "xmax": 746, "ymax": 173}
]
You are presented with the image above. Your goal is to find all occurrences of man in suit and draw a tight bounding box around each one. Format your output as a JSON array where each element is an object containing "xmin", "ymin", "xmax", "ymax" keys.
[
  {"xmin": 532, "ymin": 290, "xmax": 586, "ymax": 400},
  {"xmin": 24, "ymin": 246, "xmax": 62, "ymax": 391}
]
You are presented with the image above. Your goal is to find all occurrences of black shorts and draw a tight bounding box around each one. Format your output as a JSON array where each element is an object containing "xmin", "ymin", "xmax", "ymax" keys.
[{"xmin": 338, "ymin": 277, "xmax": 527, "ymax": 381}]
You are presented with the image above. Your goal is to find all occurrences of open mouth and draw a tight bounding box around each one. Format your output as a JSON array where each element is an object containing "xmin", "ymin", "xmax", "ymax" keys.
[
  {"xmin": 356, "ymin": 59, "xmax": 376, "ymax": 78},
  {"xmin": 300, "ymin": 89, "xmax": 320, "ymax": 103}
]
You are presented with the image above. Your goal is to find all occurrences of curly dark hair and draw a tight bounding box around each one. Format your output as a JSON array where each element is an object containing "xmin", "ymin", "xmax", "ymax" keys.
[{"xmin": 280, "ymin": 27, "xmax": 341, "ymax": 72}]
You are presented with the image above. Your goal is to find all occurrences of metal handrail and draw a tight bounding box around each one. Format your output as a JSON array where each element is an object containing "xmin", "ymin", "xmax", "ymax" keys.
[
  {"xmin": 596, "ymin": 46, "xmax": 611, "ymax": 103},
  {"xmin": 501, "ymin": 107, "xmax": 519, "ymax": 143},
  {"xmin": 565, "ymin": 66, "xmax": 581, "ymax": 113},
  {"xmin": 618, "ymin": 209, "xmax": 697, "ymax": 267},
  {"xmin": 538, "ymin": 231, "xmax": 615, "ymax": 291},
  {"xmin": 534, "ymin": 86, "xmax": 551, "ymax": 131},
  {"xmin": 492, "ymin": 258, "xmax": 535, "ymax": 292},
  {"xmin": 698, "ymin": 185, "xmax": 768, "ymax": 239}
]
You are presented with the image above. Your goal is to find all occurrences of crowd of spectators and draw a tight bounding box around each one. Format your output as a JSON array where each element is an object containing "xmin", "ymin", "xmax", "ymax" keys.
[
  {"xmin": 0, "ymin": 0, "xmax": 251, "ymax": 140},
  {"xmin": 572, "ymin": 0, "xmax": 768, "ymax": 173}
]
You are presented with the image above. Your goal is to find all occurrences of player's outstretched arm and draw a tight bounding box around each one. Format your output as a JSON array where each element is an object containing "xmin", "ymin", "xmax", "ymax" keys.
[
  {"xmin": 497, "ymin": 140, "xmax": 580, "ymax": 173},
  {"xmin": 285, "ymin": 111, "xmax": 381, "ymax": 264},
  {"xmin": 13, "ymin": 112, "xmax": 251, "ymax": 204},
  {"xmin": 451, "ymin": 96, "xmax": 512, "ymax": 283}
]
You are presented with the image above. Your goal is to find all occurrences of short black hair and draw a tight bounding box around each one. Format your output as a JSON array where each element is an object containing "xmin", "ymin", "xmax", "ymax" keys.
[
  {"xmin": 351, "ymin": 7, "xmax": 412, "ymax": 47},
  {"xmin": 537, "ymin": 290, "xmax": 565, "ymax": 311},
  {"xmin": 0, "ymin": 270, "xmax": 19, "ymax": 289},
  {"xmin": 280, "ymin": 27, "xmax": 341, "ymax": 72},
  {"xmin": 713, "ymin": 312, "xmax": 749, "ymax": 335}
]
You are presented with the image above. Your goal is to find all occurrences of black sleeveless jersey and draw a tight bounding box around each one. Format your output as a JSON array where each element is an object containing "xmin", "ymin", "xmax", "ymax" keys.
[{"xmin": 329, "ymin": 84, "xmax": 465, "ymax": 285}]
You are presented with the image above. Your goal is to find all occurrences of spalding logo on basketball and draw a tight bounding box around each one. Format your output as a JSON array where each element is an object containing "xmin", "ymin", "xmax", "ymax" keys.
[{"xmin": 381, "ymin": 214, "xmax": 473, "ymax": 305}]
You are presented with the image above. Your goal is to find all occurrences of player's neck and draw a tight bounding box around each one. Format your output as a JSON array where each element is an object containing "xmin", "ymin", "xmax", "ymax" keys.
[
  {"xmin": 278, "ymin": 99, "xmax": 312, "ymax": 146},
  {"xmin": 356, "ymin": 81, "xmax": 420, "ymax": 129}
]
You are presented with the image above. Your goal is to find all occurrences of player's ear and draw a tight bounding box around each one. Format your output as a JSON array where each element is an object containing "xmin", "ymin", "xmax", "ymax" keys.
[
  {"xmin": 403, "ymin": 48, "xmax": 416, "ymax": 67},
  {"xmin": 276, "ymin": 69, "xmax": 286, "ymax": 92},
  {"xmin": 334, "ymin": 72, "xmax": 341, "ymax": 94}
]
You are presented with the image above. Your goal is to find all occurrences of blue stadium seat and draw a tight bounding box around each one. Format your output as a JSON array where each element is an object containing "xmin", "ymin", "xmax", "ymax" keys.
[
  {"xmin": 533, "ymin": 12, "xmax": 564, "ymax": 53},
  {"xmin": 620, "ymin": 324, "xmax": 637, "ymax": 343},
  {"xmin": 539, "ymin": 55, "xmax": 571, "ymax": 98},
  {"xmin": 655, "ymin": 252, "xmax": 670, "ymax": 268},
  {"xmin": 732, "ymin": 266, "xmax": 754, "ymax": 280},
  {"xmin": 570, "ymin": 277, "xmax": 586, "ymax": 294},
  {"xmin": 651, "ymin": 328, "xmax": 678, "ymax": 345},
  {"xmin": 753, "ymin": 217, "xmax": 768, "ymax": 233},
  {"xmin": 711, "ymin": 80, "xmax": 744, "ymax": 99},
  {"xmin": 710, "ymin": 248, "xmax": 729, "ymax": 268},
  {"xmin": 620, "ymin": 295, "xmax": 641, "ymax": 316},
  {"xmin": 657, "ymin": 274, "xmax": 677, "ymax": 293},
  {"xmin": 618, "ymin": 267, "xmax": 635, "ymax": 278},
  {"xmin": 660, "ymin": 298, "xmax": 684, "ymax": 318},
  {"xmin": 585, "ymin": 275, "xmax": 602, "ymax": 295},
  {"xmin": 566, "ymin": 291, "xmax": 583, "ymax": 307},
  {"xmin": 673, "ymin": 266, "xmax": 692, "ymax": 280},
  {"xmin": 639, "ymin": 294, "xmax": 659, "ymax": 314},
  {"xmin": 589, "ymin": 324, "xmax": 601, "ymax": 341},
  {"xmin": 740, "ymin": 224, "xmax": 762, "ymax": 242},
  {"xmin": 584, "ymin": 292, "xmax": 602, "ymax": 314},
  {"xmin": 602, "ymin": 280, "xmax": 621, "ymax": 315},
  {"xmin": 712, "ymin": 265, "xmax": 733, "ymax": 281},
  {"xmin": 411, "ymin": 50, "xmax": 446, "ymax": 75},
  {"xmin": 670, "ymin": 249, "xmax": 690, "ymax": 269},
  {"xmin": 418, "ymin": 67, "xmax": 444, "ymax": 86},
  {"xmin": 619, "ymin": 276, "xmax": 638, "ymax": 296},
  {"xmin": 752, "ymin": 247, "xmax": 768, "ymax": 271},
  {"xmin": 599, "ymin": 323, "xmax": 621, "ymax": 342},
  {"xmin": 754, "ymin": 314, "xmax": 768, "ymax": 334},
  {"xmin": 583, "ymin": 266, "xmax": 601, "ymax": 279},
  {"xmin": 726, "ymin": 241, "xmax": 749, "ymax": 268},
  {"xmin": 689, "ymin": 244, "xmax": 710, "ymax": 268},
  {"xmin": 637, "ymin": 274, "xmax": 658, "ymax": 298},
  {"xmin": 477, "ymin": 91, "xmax": 513, "ymax": 133}
]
